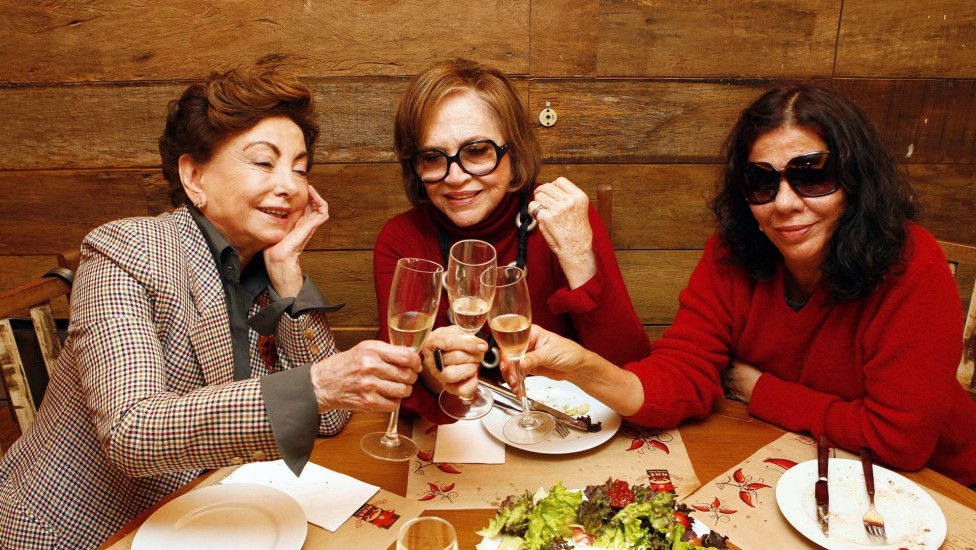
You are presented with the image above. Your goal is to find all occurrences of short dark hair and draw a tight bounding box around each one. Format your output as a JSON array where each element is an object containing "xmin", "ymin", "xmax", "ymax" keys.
[
  {"xmin": 709, "ymin": 84, "xmax": 918, "ymax": 301},
  {"xmin": 159, "ymin": 65, "xmax": 319, "ymax": 206},
  {"xmin": 393, "ymin": 58, "xmax": 541, "ymax": 207}
]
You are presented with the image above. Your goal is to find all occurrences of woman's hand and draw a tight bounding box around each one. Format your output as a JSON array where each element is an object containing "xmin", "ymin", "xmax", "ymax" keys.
[
  {"xmin": 722, "ymin": 359, "xmax": 763, "ymax": 404},
  {"xmin": 264, "ymin": 185, "xmax": 330, "ymax": 298},
  {"xmin": 502, "ymin": 325, "xmax": 589, "ymax": 390},
  {"xmin": 528, "ymin": 177, "xmax": 596, "ymax": 288},
  {"xmin": 310, "ymin": 340, "xmax": 422, "ymax": 413},
  {"xmin": 418, "ymin": 326, "xmax": 488, "ymax": 397}
]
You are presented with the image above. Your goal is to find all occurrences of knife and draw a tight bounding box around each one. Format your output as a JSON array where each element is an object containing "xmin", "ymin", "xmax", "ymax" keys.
[
  {"xmin": 478, "ymin": 378, "xmax": 592, "ymax": 432},
  {"xmin": 815, "ymin": 433, "xmax": 830, "ymax": 537}
]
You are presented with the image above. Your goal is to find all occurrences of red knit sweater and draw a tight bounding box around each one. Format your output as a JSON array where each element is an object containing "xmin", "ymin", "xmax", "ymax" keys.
[
  {"xmin": 374, "ymin": 189, "xmax": 650, "ymax": 424},
  {"xmin": 624, "ymin": 223, "xmax": 976, "ymax": 485}
]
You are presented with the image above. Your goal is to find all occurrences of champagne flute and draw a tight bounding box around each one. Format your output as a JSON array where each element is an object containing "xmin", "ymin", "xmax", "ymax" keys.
[
  {"xmin": 396, "ymin": 516, "xmax": 458, "ymax": 550},
  {"xmin": 438, "ymin": 239, "xmax": 497, "ymax": 420},
  {"xmin": 361, "ymin": 258, "xmax": 443, "ymax": 461},
  {"xmin": 486, "ymin": 265, "xmax": 555, "ymax": 444}
]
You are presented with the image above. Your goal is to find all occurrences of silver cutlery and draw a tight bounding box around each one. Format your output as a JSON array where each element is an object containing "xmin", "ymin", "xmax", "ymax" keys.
[{"xmin": 860, "ymin": 448, "xmax": 887, "ymax": 541}]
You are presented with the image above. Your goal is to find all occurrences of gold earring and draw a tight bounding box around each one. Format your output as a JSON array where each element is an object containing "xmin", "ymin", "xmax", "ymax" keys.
[{"xmin": 195, "ymin": 200, "xmax": 203, "ymax": 209}]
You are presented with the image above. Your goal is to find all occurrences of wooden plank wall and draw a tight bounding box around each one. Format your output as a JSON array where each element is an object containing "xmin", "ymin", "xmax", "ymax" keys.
[{"xmin": 1, "ymin": 0, "xmax": 974, "ymax": 349}]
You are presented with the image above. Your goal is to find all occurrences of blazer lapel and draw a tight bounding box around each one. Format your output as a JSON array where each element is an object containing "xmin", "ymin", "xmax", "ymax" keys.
[{"xmin": 174, "ymin": 208, "xmax": 236, "ymax": 387}]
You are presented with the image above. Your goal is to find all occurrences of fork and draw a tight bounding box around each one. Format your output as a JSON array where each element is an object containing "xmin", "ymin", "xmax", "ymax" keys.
[
  {"xmin": 860, "ymin": 447, "xmax": 887, "ymax": 541},
  {"xmin": 492, "ymin": 400, "xmax": 569, "ymax": 438}
]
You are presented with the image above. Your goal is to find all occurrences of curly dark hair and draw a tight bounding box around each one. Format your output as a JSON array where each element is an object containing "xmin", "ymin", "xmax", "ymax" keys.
[
  {"xmin": 158, "ymin": 65, "xmax": 319, "ymax": 207},
  {"xmin": 393, "ymin": 58, "xmax": 542, "ymax": 207},
  {"xmin": 709, "ymin": 84, "xmax": 918, "ymax": 302}
]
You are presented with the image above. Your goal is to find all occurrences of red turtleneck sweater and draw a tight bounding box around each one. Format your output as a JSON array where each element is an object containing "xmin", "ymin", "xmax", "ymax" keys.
[{"xmin": 374, "ymin": 189, "xmax": 650, "ymax": 424}]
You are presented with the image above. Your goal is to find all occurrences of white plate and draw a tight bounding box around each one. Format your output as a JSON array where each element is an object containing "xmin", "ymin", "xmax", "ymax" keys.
[
  {"xmin": 480, "ymin": 377, "xmax": 622, "ymax": 454},
  {"xmin": 776, "ymin": 459, "xmax": 946, "ymax": 549},
  {"xmin": 132, "ymin": 483, "xmax": 307, "ymax": 550}
]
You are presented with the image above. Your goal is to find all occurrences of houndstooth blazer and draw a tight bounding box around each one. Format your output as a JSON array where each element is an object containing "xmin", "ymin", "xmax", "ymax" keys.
[{"xmin": 0, "ymin": 206, "xmax": 349, "ymax": 549}]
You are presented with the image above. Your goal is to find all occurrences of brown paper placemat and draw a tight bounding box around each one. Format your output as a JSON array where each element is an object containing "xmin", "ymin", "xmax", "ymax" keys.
[
  {"xmin": 105, "ymin": 467, "xmax": 427, "ymax": 550},
  {"xmin": 405, "ymin": 419, "xmax": 701, "ymax": 510},
  {"xmin": 683, "ymin": 433, "xmax": 976, "ymax": 550}
]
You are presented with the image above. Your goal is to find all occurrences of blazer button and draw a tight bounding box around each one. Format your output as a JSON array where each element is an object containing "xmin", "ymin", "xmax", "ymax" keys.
[
  {"xmin": 230, "ymin": 456, "xmax": 244, "ymax": 465},
  {"xmin": 305, "ymin": 328, "xmax": 316, "ymax": 339},
  {"xmin": 252, "ymin": 450, "xmax": 267, "ymax": 460},
  {"xmin": 310, "ymin": 344, "xmax": 320, "ymax": 355}
]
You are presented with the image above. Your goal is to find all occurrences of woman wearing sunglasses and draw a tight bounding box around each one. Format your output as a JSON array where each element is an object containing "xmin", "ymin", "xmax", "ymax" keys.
[
  {"xmin": 511, "ymin": 84, "xmax": 976, "ymax": 486},
  {"xmin": 374, "ymin": 59, "xmax": 649, "ymax": 422}
]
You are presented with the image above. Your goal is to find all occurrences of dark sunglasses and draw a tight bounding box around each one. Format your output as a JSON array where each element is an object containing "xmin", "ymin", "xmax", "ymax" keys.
[
  {"xmin": 740, "ymin": 151, "xmax": 839, "ymax": 205},
  {"xmin": 411, "ymin": 139, "xmax": 509, "ymax": 184}
]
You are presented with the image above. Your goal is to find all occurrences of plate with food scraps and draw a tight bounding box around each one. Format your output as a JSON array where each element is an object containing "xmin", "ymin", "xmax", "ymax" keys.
[
  {"xmin": 476, "ymin": 478, "xmax": 725, "ymax": 550},
  {"xmin": 480, "ymin": 377, "xmax": 621, "ymax": 454},
  {"xmin": 776, "ymin": 458, "xmax": 946, "ymax": 550}
]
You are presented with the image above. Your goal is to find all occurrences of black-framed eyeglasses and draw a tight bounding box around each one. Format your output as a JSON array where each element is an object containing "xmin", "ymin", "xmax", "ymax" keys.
[
  {"xmin": 411, "ymin": 139, "xmax": 509, "ymax": 184},
  {"xmin": 740, "ymin": 151, "xmax": 840, "ymax": 205}
]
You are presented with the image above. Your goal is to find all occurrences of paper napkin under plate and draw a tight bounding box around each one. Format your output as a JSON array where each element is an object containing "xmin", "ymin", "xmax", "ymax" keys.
[{"xmin": 221, "ymin": 459, "xmax": 378, "ymax": 532}]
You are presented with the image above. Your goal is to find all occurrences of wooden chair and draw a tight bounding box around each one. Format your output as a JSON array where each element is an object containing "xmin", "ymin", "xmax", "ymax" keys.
[
  {"xmin": 0, "ymin": 267, "xmax": 74, "ymax": 450},
  {"xmin": 938, "ymin": 240, "xmax": 976, "ymax": 402}
]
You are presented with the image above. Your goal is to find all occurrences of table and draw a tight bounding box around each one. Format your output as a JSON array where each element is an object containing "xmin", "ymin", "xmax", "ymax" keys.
[{"xmin": 100, "ymin": 399, "xmax": 976, "ymax": 549}]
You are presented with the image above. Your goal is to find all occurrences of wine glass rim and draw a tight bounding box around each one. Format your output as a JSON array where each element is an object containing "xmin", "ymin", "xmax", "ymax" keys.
[
  {"xmin": 485, "ymin": 264, "xmax": 525, "ymax": 287},
  {"xmin": 397, "ymin": 516, "xmax": 457, "ymax": 548},
  {"xmin": 448, "ymin": 239, "xmax": 497, "ymax": 266},
  {"xmin": 397, "ymin": 257, "xmax": 444, "ymax": 274}
]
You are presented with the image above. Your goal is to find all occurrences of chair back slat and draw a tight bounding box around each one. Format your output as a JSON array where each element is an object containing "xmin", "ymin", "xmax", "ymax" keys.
[
  {"xmin": 0, "ymin": 265, "xmax": 75, "ymax": 447},
  {"xmin": 0, "ymin": 320, "xmax": 39, "ymax": 433},
  {"xmin": 938, "ymin": 240, "xmax": 976, "ymax": 400}
]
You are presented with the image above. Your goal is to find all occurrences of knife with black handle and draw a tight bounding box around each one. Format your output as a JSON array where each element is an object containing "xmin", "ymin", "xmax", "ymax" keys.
[{"xmin": 816, "ymin": 433, "xmax": 830, "ymax": 537}]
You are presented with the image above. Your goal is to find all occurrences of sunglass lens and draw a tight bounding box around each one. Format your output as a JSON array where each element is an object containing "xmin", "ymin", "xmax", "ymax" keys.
[
  {"xmin": 787, "ymin": 153, "xmax": 837, "ymax": 197},
  {"xmin": 742, "ymin": 163, "xmax": 780, "ymax": 204}
]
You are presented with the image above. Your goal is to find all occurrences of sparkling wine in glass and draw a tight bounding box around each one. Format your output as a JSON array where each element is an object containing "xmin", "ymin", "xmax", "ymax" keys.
[
  {"xmin": 361, "ymin": 258, "xmax": 443, "ymax": 461},
  {"xmin": 486, "ymin": 265, "xmax": 555, "ymax": 445},
  {"xmin": 438, "ymin": 239, "xmax": 497, "ymax": 420}
]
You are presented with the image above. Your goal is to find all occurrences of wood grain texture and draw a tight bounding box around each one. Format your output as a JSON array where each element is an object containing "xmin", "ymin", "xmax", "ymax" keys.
[
  {"xmin": 529, "ymin": 0, "xmax": 600, "ymax": 77},
  {"xmin": 836, "ymin": 0, "xmax": 976, "ymax": 78},
  {"xmin": 833, "ymin": 79, "xmax": 976, "ymax": 164},
  {"xmin": 596, "ymin": 0, "xmax": 841, "ymax": 78},
  {"xmin": 529, "ymin": 80, "xmax": 770, "ymax": 163},
  {"xmin": 0, "ymin": 171, "xmax": 150, "ymax": 254},
  {"xmin": 0, "ymin": 0, "xmax": 529, "ymax": 83}
]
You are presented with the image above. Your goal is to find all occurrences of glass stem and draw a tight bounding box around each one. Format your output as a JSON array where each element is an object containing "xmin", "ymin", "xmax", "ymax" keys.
[
  {"xmin": 382, "ymin": 401, "xmax": 401, "ymax": 446},
  {"xmin": 514, "ymin": 357, "xmax": 531, "ymax": 414}
]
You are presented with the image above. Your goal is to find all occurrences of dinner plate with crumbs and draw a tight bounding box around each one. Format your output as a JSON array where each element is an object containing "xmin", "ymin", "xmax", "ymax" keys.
[
  {"xmin": 776, "ymin": 458, "xmax": 946, "ymax": 549},
  {"xmin": 481, "ymin": 377, "xmax": 622, "ymax": 454},
  {"xmin": 132, "ymin": 483, "xmax": 307, "ymax": 550}
]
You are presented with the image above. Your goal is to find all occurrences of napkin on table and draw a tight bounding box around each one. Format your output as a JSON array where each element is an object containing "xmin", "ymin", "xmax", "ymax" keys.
[
  {"xmin": 433, "ymin": 419, "xmax": 506, "ymax": 464},
  {"xmin": 220, "ymin": 459, "xmax": 378, "ymax": 532}
]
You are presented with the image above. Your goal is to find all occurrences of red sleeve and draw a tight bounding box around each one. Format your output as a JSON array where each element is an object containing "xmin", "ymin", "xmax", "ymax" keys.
[
  {"xmin": 546, "ymin": 206, "xmax": 651, "ymax": 366},
  {"xmin": 621, "ymin": 238, "xmax": 732, "ymax": 427}
]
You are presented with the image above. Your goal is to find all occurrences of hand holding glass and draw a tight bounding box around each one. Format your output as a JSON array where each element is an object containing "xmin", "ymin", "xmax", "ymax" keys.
[
  {"xmin": 361, "ymin": 258, "xmax": 443, "ymax": 461},
  {"xmin": 438, "ymin": 239, "xmax": 497, "ymax": 419},
  {"xmin": 485, "ymin": 265, "xmax": 554, "ymax": 444}
]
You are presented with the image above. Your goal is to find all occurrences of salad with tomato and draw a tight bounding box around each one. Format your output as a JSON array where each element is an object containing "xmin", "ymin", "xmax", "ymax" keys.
[{"xmin": 476, "ymin": 478, "xmax": 728, "ymax": 550}]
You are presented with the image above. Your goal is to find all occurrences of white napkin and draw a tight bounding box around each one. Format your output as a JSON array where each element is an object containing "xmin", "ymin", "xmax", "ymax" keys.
[
  {"xmin": 433, "ymin": 419, "xmax": 506, "ymax": 464},
  {"xmin": 221, "ymin": 460, "xmax": 378, "ymax": 532}
]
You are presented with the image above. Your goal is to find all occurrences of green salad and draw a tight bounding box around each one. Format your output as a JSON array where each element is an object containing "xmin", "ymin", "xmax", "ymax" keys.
[{"xmin": 476, "ymin": 478, "xmax": 728, "ymax": 550}]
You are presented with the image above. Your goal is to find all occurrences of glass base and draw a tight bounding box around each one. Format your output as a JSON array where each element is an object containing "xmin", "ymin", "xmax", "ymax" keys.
[
  {"xmin": 439, "ymin": 385, "xmax": 494, "ymax": 420},
  {"xmin": 502, "ymin": 411, "xmax": 555, "ymax": 445},
  {"xmin": 360, "ymin": 432, "xmax": 418, "ymax": 461}
]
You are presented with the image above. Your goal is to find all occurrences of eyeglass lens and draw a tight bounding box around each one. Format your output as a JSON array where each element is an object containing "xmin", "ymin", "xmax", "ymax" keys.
[
  {"xmin": 412, "ymin": 140, "xmax": 507, "ymax": 183},
  {"xmin": 742, "ymin": 152, "xmax": 838, "ymax": 205}
]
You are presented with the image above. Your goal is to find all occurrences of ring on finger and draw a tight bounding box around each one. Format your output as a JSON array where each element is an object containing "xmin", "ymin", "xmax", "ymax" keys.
[{"xmin": 531, "ymin": 204, "xmax": 548, "ymax": 218}]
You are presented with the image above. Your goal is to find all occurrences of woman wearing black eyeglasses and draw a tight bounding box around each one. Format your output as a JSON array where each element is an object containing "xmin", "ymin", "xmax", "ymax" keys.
[
  {"xmin": 511, "ymin": 84, "xmax": 976, "ymax": 486},
  {"xmin": 373, "ymin": 58, "xmax": 649, "ymax": 422}
]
